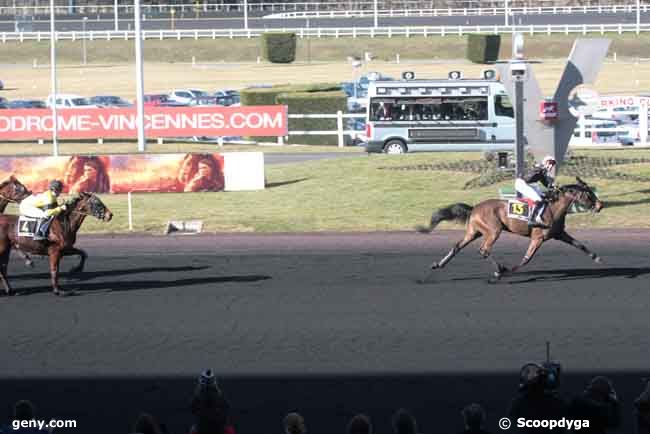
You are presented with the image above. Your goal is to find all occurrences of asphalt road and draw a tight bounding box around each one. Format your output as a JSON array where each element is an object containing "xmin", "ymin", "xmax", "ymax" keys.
[
  {"xmin": 0, "ymin": 11, "xmax": 647, "ymax": 32},
  {"xmin": 0, "ymin": 230, "xmax": 648, "ymax": 434}
]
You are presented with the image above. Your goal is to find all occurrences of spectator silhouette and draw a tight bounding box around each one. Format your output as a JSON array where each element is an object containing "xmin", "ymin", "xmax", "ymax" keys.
[
  {"xmin": 0, "ymin": 400, "xmax": 48, "ymax": 433},
  {"xmin": 635, "ymin": 380, "xmax": 650, "ymax": 434},
  {"xmin": 133, "ymin": 413, "xmax": 165, "ymax": 434},
  {"xmin": 347, "ymin": 414, "xmax": 372, "ymax": 434},
  {"xmin": 392, "ymin": 409, "xmax": 419, "ymax": 434},
  {"xmin": 568, "ymin": 377, "xmax": 620, "ymax": 434},
  {"xmin": 508, "ymin": 363, "xmax": 568, "ymax": 434},
  {"xmin": 284, "ymin": 413, "xmax": 306, "ymax": 434},
  {"xmin": 190, "ymin": 370, "xmax": 232, "ymax": 434},
  {"xmin": 460, "ymin": 403, "xmax": 492, "ymax": 434}
]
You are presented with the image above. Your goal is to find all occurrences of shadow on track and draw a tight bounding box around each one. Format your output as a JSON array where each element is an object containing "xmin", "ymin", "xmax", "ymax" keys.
[
  {"xmin": 506, "ymin": 266, "xmax": 650, "ymax": 283},
  {"xmin": 10, "ymin": 265, "xmax": 211, "ymax": 281},
  {"xmin": 10, "ymin": 274, "xmax": 272, "ymax": 296}
]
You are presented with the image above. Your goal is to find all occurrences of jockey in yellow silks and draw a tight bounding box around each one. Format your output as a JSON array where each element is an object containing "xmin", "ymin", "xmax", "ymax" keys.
[{"xmin": 19, "ymin": 180, "xmax": 67, "ymax": 239}]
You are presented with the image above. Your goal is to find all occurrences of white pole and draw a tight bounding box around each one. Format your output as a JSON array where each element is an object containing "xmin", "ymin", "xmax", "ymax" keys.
[
  {"xmin": 637, "ymin": 0, "xmax": 641, "ymax": 35},
  {"xmin": 50, "ymin": 0, "xmax": 58, "ymax": 156},
  {"xmin": 114, "ymin": 0, "xmax": 119, "ymax": 31},
  {"xmin": 373, "ymin": 0, "xmax": 378, "ymax": 28},
  {"xmin": 82, "ymin": 17, "xmax": 88, "ymax": 65},
  {"xmin": 127, "ymin": 191, "xmax": 133, "ymax": 231},
  {"xmin": 134, "ymin": 0, "xmax": 146, "ymax": 151},
  {"xmin": 244, "ymin": 0, "xmax": 249, "ymax": 30},
  {"xmin": 504, "ymin": 0, "xmax": 509, "ymax": 26}
]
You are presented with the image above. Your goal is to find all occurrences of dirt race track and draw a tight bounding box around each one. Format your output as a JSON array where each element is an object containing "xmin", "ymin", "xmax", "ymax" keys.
[{"xmin": 0, "ymin": 231, "xmax": 648, "ymax": 434}]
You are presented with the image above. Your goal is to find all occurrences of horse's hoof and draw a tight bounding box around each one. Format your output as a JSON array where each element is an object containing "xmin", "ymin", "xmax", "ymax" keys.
[
  {"xmin": 594, "ymin": 256, "xmax": 602, "ymax": 264},
  {"xmin": 54, "ymin": 289, "xmax": 74, "ymax": 297},
  {"xmin": 25, "ymin": 260, "xmax": 34, "ymax": 268},
  {"xmin": 69, "ymin": 267, "xmax": 83, "ymax": 275},
  {"xmin": 430, "ymin": 262, "xmax": 439, "ymax": 270},
  {"xmin": 493, "ymin": 271, "xmax": 502, "ymax": 280}
]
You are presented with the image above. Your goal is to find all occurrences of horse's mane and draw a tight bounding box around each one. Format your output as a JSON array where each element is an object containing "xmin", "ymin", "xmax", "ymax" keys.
[{"xmin": 560, "ymin": 184, "xmax": 592, "ymax": 194}]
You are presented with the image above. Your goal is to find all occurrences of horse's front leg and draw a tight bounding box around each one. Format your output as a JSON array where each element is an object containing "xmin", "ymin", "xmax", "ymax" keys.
[
  {"xmin": 554, "ymin": 231, "xmax": 602, "ymax": 264},
  {"xmin": 508, "ymin": 237, "xmax": 545, "ymax": 275},
  {"xmin": 0, "ymin": 250, "xmax": 14, "ymax": 296},
  {"xmin": 64, "ymin": 247, "xmax": 88, "ymax": 274},
  {"xmin": 16, "ymin": 248, "xmax": 34, "ymax": 268},
  {"xmin": 49, "ymin": 248, "xmax": 74, "ymax": 296}
]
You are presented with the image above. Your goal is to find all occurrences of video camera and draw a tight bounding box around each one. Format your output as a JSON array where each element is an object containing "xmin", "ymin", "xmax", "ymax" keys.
[{"xmin": 519, "ymin": 342, "xmax": 562, "ymax": 392}]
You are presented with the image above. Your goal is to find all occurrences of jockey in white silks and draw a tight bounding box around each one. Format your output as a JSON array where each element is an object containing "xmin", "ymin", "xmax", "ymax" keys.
[{"xmin": 514, "ymin": 156, "xmax": 557, "ymax": 228}]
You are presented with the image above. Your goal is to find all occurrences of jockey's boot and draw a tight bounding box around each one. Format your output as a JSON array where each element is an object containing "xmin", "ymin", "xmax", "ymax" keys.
[{"xmin": 528, "ymin": 201, "xmax": 549, "ymax": 229}]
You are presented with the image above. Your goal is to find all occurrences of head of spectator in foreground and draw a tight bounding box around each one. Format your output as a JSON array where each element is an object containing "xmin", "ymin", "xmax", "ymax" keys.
[
  {"xmin": 191, "ymin": 369, "xmax": 229, "ymax": 434},
  {"xmin": 392, "ymin": 409, "xmax": 418, "ymax": 434},
  {"xmin": 133, "ymin": 413, "xmax": 164, "ymax": 434},
  {"xmin": 284, "ymin": 412, "xmax": 306, "ymax": 434},
  {"xmin": 347, "ymin": 414, "xmax": 372, "ymax": 434},
  {"xmin": 585, "ymin": 376, "xmax": 616, "ymax": 402},
  {"xmin": 462, "ymin": 403, "xmax": 486, "ymax": 431},
  {"xmin": 13, "ymin": 400, "xmax": 35, "ymax": 421}
]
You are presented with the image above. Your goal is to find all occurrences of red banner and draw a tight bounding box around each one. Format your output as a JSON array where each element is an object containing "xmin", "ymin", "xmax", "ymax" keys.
[
  {"xmin": 0, "ymin": 154, "xmax": 225, "ymax": 193},
  {"xmin": 0, "ymin": 106, "xmax": 287, "ymax": 140}
]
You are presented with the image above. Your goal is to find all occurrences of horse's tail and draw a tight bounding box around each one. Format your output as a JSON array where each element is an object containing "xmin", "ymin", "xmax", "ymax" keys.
[{"xmin": 416, "ymin": 203, "xmax": 474, "ymax": 233}]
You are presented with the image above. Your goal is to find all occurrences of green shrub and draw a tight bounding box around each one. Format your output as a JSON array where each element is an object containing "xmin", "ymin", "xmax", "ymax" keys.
[
  {"xmin": 466, "ymin": 34, "xmax": 501, "ymax": 64},
  {"xmin": 261, "ymin": 32, "xmax": 297, "ymax": 63}
]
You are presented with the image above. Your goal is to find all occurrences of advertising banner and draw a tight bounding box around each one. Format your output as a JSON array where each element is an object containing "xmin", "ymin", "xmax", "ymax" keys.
[
  {"xmin": 0, "ymin": 106, "xmax": 287, "ymax": 140},
  {"xmin": 0, "ymin": 153, "xmax": 226, "ymax": 193}
]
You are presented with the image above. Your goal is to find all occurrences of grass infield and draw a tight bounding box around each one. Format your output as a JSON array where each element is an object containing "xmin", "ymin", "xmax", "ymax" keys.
[{"xmin": 4, "ymin": 149, "xmax": 650, "ymax": 234}]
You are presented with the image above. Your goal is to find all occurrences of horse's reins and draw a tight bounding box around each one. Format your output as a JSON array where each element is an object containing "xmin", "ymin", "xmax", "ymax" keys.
[{"xmin": 0, "ymin": 192, "xmax": 18, "ymax": 203}]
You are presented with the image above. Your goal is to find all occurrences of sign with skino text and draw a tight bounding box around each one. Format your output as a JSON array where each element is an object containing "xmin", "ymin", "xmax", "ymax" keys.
[{"xmin": 0, "ymin": 106, "xmax": 287, "ymax": 140}]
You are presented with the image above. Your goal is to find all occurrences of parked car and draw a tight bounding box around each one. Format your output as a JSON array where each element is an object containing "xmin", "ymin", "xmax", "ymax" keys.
[
  {"xmin": 0, "ymin": 80, "xmax": 4, "ymax": 90},
  {"xmin": 90, "ymin": 95, "xmax": 133, "ymax": 107},
  {"xmin": 213, "ymin": 89, "xmax": 240, "ymax": 106},
  {"xmin": 46, "ymin": 94, "xmax": 97, "ymax": 109},
  {"xmin": 143, "ymin": 94, "xmax": 186, "ymax": 107},
  {"xmin": 169, "ymin": 89, "xmax": 210, "ymax": 105},
  {"xmin": 189, "ymin": 96, "xmax": 224, "ymax": 106},
  {"xmin": 8, "ymin": 99, "xmax": 47, "ymax": 109},
  {"xmin": 0, "ymin": 96, "xmax": 9, "ymax": 108}
]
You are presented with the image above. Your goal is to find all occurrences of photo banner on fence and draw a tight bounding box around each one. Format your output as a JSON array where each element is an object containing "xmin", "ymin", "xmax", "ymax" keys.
[
  {"xmin": 0, "ymin": 153, "xmax": 226, "ymax": 193},
  {"xmin": 0, "ymin": 105, "xmax": 287, "ymax": 140}
]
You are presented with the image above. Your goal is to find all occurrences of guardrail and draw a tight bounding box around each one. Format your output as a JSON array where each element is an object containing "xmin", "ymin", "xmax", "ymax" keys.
[
  {"xmin": 3, "ymin": 23, "xmax": 650, "ymax": 43},
  {"xmin": 266, "ymin": 3, "xmax": 647, "ymax": 19},
  {"xmin": 2, "ymin": 2, "xmax": 642, "ymax": 17}
]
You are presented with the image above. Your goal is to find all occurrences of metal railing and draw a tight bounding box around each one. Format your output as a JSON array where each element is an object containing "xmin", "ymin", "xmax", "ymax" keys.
[{"xmin": 2, "ymin": 22, "xmax": 649, "ymax": 43}]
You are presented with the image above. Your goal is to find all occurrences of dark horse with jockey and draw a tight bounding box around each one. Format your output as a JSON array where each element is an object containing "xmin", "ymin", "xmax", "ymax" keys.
[{"xmin": 0, "ymin": 182, "xmax": 113, "ymax": 296}]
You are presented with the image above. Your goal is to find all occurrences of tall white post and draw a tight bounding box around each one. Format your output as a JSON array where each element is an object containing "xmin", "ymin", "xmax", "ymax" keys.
[
  {"xmin": 114, "ymin": 0, "xmax": 119, "ymax": 31},
  {"xmin": 504, "ymin": 0, "xmax": 509, "ymax": 26},
  {"xmin": 134, "ymin": 0, "xmax": 146, "ymax": 151},
  {"xmin": 244, "ymin": 0, "xmax": 249, "ymax": 30},
  {"xmin": 374, "ymin": 0, "xmax": 378, "ymax": 28},
  {"xmin": 50, "ymin": 0, "xmax": 58, "ymax": 156},
  {"xmin": 82, "ymin": 16, "xmax": 88, "ymax": 65},
  {"xmin": 637, "ymin": 0, "xmax": 641, "ymax": 35}
]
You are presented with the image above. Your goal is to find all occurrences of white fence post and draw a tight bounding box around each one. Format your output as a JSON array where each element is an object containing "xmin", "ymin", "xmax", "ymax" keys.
[
  {"xmin": 127, "ymin": 191, "xmax": 133, "ymax": 231},
  {"xmin": 336, "ymin": 110, "xmax": 344, "ymax": 148}
]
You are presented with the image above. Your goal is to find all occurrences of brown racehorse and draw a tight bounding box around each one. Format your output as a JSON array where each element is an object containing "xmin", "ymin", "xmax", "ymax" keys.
[
  {"xmin": 418, "ymin": 177, "xmax": 604, "ymax": 280},
  {"xmin": 0, "ymin": 192, "xmax": 113, "ymax": 296},
  {"xmin": 0, "ymin": 176, "xmax": 32, "ymax": 213}
]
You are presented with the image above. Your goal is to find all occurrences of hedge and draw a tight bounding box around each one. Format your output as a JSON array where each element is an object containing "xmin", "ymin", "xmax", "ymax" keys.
[
  {"xmin": 276, "ymin": 90, "xmax": 347, "ymax": 145},
  {"xmin": 260, "ymin": 32, "xmax": 297, "ymax": 63},
  {"xmin": 241, "ymin": 83, "xmax": 347, "ymax": 145},
  {"xmin": 466, "ymin": 34, "xmax": 501, "ymax": 64}
]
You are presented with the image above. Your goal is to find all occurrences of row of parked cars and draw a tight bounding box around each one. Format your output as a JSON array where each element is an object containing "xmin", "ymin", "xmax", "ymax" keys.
[{"xmin": 0, "ymin": 89, "xmax": 241, "ymax": 110}]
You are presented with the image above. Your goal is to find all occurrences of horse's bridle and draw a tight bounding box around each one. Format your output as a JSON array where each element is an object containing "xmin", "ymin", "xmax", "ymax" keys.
[{"xmin": 0, "ymin": 192, "xmax": 19, "ymax": 203}]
